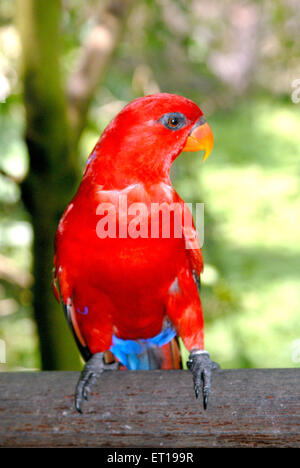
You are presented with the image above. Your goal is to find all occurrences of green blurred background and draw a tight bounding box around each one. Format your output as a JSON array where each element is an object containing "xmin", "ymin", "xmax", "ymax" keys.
[{"xmin": 0, "ymin": 0, "xmax": 300, "ymax": 371}]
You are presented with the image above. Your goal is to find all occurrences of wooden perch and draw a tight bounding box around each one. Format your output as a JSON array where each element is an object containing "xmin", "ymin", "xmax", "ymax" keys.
[{"xmin": 0, "ymin": 369, "xmax": 300, "ymax": 447}]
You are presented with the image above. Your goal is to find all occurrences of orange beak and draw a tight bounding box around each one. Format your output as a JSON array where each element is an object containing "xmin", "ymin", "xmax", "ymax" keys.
[{"xmin": 183, "ymin": 118, "xmax": 214, "ymax": 161}]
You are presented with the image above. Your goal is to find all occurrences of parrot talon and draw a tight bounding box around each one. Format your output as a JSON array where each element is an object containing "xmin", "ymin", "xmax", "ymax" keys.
[
  {"xmin": 75, "ymin": 352, "xmax": 118, "ymax": 413},
  {"xmin": 82, "ymin": 372, "xmax": 95, "ymax": 401},
  {"xmin": 187, "ymin": 349, "xmax": 219, "ymax": 410}
]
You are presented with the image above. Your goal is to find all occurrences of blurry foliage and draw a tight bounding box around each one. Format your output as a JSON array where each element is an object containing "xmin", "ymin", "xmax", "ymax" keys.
[{"xmin": 0, "ymin": 0, "xmax": 300, "ymax": 370}]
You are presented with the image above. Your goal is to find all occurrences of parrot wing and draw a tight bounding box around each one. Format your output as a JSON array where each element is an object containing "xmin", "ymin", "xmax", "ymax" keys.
[
  {"xmin": 53, "ymin": 263, "xmax": 92, "ymax": 362},
  {"xmin": 182, "ymin": 203, "xmax": 203, "ymax": 293}
]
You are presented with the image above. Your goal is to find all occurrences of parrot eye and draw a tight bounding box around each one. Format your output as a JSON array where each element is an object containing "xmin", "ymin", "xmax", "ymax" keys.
[
  {"xmin": 168, "ymin": 116, "xmax": 180, "ymax": 127},
  {"xmin": 159, "ymin": 112, "xmax": 186, "ymax": 131}
]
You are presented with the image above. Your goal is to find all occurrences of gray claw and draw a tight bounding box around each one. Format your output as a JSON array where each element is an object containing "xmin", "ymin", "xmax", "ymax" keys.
[
  {"xmin": 75, "ymin": 352, "xmax": 118, "ymax": 413},
  {"xmin": 187, "ymin": 350, "xmax": 219, "ymax": 410}
]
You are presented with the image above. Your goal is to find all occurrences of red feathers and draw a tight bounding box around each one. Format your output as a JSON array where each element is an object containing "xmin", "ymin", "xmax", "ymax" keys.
[{"xmin": 54, "ymin": 93, "xmax": 213, "ymax": 368}]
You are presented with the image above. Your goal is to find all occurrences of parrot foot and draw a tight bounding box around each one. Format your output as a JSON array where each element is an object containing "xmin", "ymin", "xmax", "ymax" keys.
[
  {"xmin": 75, "ymin": 352, "xmax": 118, "ymax": 414},
  {"xmin": 187, "ymin": 349, "xmax": 219, "ymax": 410}
]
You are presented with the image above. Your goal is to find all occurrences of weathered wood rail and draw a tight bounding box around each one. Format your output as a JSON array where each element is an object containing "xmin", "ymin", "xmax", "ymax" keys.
[{"xmin": 0, "ymin": 369, "xmax": 299, "ymax": 447}]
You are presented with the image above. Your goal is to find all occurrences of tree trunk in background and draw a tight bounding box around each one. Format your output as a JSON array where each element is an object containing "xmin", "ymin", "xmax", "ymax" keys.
[
  {"xmin": 17, "ymin": 0, "xmax": 81, "ymax": 369},
  {"xmin": 17, "ymin": 0, "xmax": 133, "ymax": 369}
]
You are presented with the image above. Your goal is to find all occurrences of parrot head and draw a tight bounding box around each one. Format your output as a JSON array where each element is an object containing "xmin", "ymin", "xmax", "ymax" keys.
[{"xmin": 87, "ymin": 93, "xmax": 213, "ymax": 183}]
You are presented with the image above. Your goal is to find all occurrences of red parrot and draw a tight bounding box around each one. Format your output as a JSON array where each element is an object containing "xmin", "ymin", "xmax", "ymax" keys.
[{"xmin": 53, "ymin": 93, "xmax": 218, "ymax": 413}]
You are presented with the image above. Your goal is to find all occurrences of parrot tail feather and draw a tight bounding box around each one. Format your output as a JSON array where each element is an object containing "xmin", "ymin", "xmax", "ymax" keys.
[{"xmin": 110, "ymin": 326, "xmax": 180, "ymax": 370}]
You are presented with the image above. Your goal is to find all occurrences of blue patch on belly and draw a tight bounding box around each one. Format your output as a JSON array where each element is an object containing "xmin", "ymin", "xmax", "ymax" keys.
[{"xmin": 110, "ymin": 326, "xmax": 177, "ymax": 370}]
